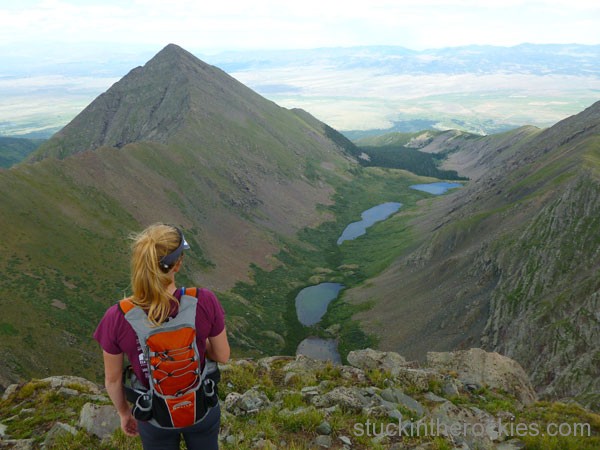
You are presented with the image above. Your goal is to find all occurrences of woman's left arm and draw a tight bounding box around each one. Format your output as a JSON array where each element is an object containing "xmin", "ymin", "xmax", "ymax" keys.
[{"xmin": 103, "ymin": 351, "xmax": 138, "ymax": 436}]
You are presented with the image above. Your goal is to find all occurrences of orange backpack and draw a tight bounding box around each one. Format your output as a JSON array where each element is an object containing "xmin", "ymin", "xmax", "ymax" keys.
[{"xmin": 120, "ymin": 287, "xmax": 218, "ymax": 428}]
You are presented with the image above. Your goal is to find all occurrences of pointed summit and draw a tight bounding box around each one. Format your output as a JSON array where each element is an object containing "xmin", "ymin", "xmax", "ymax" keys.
[{"xmin": 30, "ymin": 43, "xmax": 265, "ymax": 161}]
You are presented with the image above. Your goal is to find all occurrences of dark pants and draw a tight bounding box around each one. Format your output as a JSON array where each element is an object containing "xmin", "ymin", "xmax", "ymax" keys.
[{"xmin": 137, "ymin": 404, "xmax": 220, "ymax": 450}]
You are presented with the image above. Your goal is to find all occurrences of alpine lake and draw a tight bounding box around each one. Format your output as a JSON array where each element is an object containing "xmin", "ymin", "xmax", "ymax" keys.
[{"xmin": 294, "ymin": 182, "xmax": 462, "ymax": 363}]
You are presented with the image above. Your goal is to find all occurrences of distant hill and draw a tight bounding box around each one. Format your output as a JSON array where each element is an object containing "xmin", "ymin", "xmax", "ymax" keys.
[
  {"xmin": 0, "ymin": 44, "xmax": 355, "ymax": 386},
  {"xmin": 346, "ymin": 101, "xmax": 600, "ymax": 409},
  {"xmin": 350, "ymin": 130, "xmax": 469, "ymax": 180},
  {"xmin": 0, "ymin": 137, "xmax": 44, "ymax": 168}
]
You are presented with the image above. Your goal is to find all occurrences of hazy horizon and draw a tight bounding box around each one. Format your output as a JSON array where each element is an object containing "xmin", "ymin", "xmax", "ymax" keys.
[
  {"xmin": 1, "ymin": 43, "xmax": 598, "ymax": 137},
  {"xmin": 1, "ymin": 0, "xmax": 599, "ymax": 136}
]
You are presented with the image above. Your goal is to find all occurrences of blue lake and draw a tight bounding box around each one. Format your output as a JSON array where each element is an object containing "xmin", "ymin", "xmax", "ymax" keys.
[
  {"xmin": 296, "ymin": 337, "xmax": 341, "ymax": 364},
  {"xmin": 295, "ymin": 282, "xmax": 344, "ymax": 326},
  {"xmin": 337, "ymin": 201, "xmax": 402, "ymax": 245},
  {"xmin": 410, "ymin": 182, "xmax": 462, "ymax": 195}
]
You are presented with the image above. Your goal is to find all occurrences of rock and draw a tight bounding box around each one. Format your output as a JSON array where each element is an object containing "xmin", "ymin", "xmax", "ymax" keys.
[
  {"xmin": 430, "ymin": 400, "xmax": 498, "ymax": 448},
  {"xmin": 1, "ymin": 384, "xmax": 20, "ymax": 400},
  {"xmin": 41, "ymin": 376, "xmax": 102, "ymax": 395},
  {"xmin": 380, "ymin": 388, "xmax": 425, "ymax": 417},
  {"xmin": 43, "ymin": 422, "xmax": 78, "ymax": 448},
  {"xmin": 313, "ymin": 435, "xmax": 332, "ymax": 448},
  {"xmin": 257, "ymin": 355, "xmax": 294, "ymax": 371},
  {"xmin": 394, "ymin": 367, "xmax": 442, "ymax": 392},
  {"xmin": 225, "ymin": 435, "xmax": 237, "ymax": 445},
  {"xmin": 316, "ymin": 420, "xmax": 332, "ymax": 435},
  {"xmin": 78, "ymin": 403, "xmax": 120, "ymax": 440},
  {"xmin": 347, "ymin": 348, "xmax": 408, "ymax": 376},
  {"xmin": 312, "ymin": 387, "xmax": 371, "ymax": 412},
  {"xmin": 253, "ymin": 438, "xmax": 276, "ymax": 449},
  {"xmin": 300, "ymin": 386, "xmax": 320, "ymax": 400},
  {"xmin": 224, "ymin": 388, "xmax": 270, "ymax": 416},
  {"xmin": 279, "ymin": 406, "xmax": 314, "ymax": 418},
  {"xmin": 427, "ymin": 348, "xmax": 536, "ymax": 405},
  {"xmin": 85, "ymin": 394, "xmax": 110, "ymax": 402},
  {"xmin": 442, "ymin": 380, "xmax": 460, "ymax": 397},
  {"xmin": 424, "ymin": 392, "xmax": 447, "ymax": 403},
  {"xmin": 0, "ymin": 439, "xmax": 35, "ymax": 449},
  {"xmin": 339, "ymin": 435, "xmax": 352, "ymax": 446},
  {"xmin": 339, "ymin": 366, "xmax": 367, "ymax": 382},
  {"xmin": 283, "ymin": 355, "xmax": 328, "ymax": 373},
  {"xmin": 496, "ymin": 438, "xmax": 526, "ymax": 449},
  {"xmin": 282, "ymin": 355, "xmax": 327, "ymax": 386},
  {"xmin": 0, "ymin": 423, "xmax": 7, "ymax": 438},
  {"xmin": 388, "ymin": 444, "xmax": 408, "ymax": 450},
  {"xmin": 224, "ymin": 392, "xmax": 242, "ymax": 412},
  {"xmin": 57, "ymin": 387, "xmax": 79, "ymax": 397}
]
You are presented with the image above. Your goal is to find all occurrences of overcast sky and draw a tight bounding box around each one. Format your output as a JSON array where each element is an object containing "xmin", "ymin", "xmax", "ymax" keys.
[{"xmin": 1, "ymin": 0, "xmax": 599, "ymax": 53}]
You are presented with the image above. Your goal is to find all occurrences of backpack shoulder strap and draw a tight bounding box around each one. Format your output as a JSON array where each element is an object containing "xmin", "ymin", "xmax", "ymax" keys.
[
  {"xmin": 181, "ymin": 287, "xmax": 199, "ymax": 299},
  {"xmin": 118, "ymin": 297, "xmax": 136, "ymax": 314}
]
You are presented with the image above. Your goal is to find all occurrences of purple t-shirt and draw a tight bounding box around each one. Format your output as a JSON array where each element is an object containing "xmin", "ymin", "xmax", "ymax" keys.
[{"xmin": 94, "ymin": 287, "xmax": 225, "ymax": 388}]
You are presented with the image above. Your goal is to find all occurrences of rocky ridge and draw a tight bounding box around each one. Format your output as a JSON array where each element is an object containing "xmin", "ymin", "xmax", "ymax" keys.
[{"xmin": 1, "ymin": 348, "xmax": 598, "ymax": 449}]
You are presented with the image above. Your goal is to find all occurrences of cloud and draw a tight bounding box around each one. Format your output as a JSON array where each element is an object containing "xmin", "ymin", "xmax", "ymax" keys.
[{"xmin": 0, "ymin": 0, "xmax": 598, "ymax": 51}]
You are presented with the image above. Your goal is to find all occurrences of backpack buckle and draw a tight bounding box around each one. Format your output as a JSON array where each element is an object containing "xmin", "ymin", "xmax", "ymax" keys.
[{"xmin": 203, "ymin": 378, "xmax": 216, "ymax": 397}]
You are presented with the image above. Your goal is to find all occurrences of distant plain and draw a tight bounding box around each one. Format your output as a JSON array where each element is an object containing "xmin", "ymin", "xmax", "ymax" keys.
[{"xmin": 1, "ymin": 44, "xmax": 599, "ymax": 137}]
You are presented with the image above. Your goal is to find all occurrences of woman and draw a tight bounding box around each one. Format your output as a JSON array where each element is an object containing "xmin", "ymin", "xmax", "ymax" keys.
[{"xmin": 94, "ymin": 223, "xmax": 230, "ymax": 449}]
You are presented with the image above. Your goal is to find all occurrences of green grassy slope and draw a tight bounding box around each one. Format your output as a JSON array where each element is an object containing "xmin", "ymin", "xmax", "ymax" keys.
[
  {"xmin": 345, "ymin": 101, "xmax": 600, "ymax": 409},
  {"xmin": 0, "ymin": 137, "xmax": 44, "ymax": 168}
]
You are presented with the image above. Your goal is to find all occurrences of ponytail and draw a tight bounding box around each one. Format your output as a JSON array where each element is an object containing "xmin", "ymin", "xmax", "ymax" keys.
[{"xmin": 129, "ymin": 223, "xmax": 183, "ymax": 325}]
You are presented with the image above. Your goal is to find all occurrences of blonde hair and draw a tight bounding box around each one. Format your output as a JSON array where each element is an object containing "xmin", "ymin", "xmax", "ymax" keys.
[{"xmin": 130, "ymin": 223, "xmax": 182, "ymax": 326}]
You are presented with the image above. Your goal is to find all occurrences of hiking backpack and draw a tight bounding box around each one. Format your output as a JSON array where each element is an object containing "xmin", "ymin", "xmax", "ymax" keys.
[{"xmin": 120, "ymin": 287, "xmax": 219, "ymax": 428}]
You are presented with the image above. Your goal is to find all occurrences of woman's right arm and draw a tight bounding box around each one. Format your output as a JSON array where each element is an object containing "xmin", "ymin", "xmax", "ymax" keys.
[
  {"xmin": 103, "ymin": 351, "xmax": 138, "ymax": 437},
  {"xmin": 206, "ymin": 327, "xmax": 230, "ymax": 363}
]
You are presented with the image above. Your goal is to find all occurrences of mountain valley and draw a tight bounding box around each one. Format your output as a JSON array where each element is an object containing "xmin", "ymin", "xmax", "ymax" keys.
[{"xmin": 0, "ymin": 43, "xmax": 598, "ymax": 416}]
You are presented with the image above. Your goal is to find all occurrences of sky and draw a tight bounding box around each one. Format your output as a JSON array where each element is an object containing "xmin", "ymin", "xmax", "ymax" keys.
[
  {"xmin": 0, "ymin": 0, "xmax": 599, "ymax": 53},
  {"xmin": 0, "ymin": 0, "xmax": 598, "ymax": 136}
]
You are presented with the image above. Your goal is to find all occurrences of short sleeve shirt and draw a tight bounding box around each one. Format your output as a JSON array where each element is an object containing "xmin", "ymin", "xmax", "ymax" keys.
[{"xmin": 93, "ymin": 288, "xmax": 225, "ymax": 389}]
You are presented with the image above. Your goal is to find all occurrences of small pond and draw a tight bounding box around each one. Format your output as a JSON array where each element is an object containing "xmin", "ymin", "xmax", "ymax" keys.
[
  {"xmin": 337, "ymin": 201, "xmax": 402, "ymax": 245},
  {"xmin": 295, "ymin": 282, "xmax": 345, "ymax": 327},
  {"xmin": 296, "ymin": 337, "xmax": 341, "ymax": 364},
  {"xmin": 409, "ymin": 182, "xmax": 462, "ymax": 195}
]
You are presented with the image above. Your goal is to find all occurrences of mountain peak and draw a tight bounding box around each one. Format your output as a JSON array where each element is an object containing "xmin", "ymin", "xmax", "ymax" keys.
[
  {"xmin": 29, "ymin": 44, "xmax": 233, "ymax": 161},
  {"xmin": 147, "ymin": 43, "xmax": 204, "ymax": 68}
]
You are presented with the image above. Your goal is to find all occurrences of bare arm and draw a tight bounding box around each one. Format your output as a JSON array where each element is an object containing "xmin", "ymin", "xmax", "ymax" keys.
[
  {"xmin": 102, "ymin": 351, "xmax": 138, "ymax": 436},
  {"xmin": 206, "ymin": 327, "xmax": 230, "ymax": 363}
]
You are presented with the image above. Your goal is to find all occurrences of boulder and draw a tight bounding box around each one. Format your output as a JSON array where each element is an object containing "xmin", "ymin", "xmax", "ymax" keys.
[
  {"xmin": 224, "ymin": 388, "xmax": 270, "ymax": 416},
  {"xmin": 312, "ymin": 387, "xmax": 371, "ymax": 412},
  {"xmin": 313, "ymin": 435, "xmax": 332, "ymax": 448},
  {"xmin": 1, "ymin": 384, "xmax": 20, "ymax": 401},
  {"xmin": 426, "ymin": 348, "xmax": 536, "ymax": 405},
  {"xmin": 430, "ymin": 400, "xmax": 504, "ymax": 448},
  {"xmin": 394, "ymin": 367, "xmax": 443, "ymax": 392},
  {"xmin": 316, "ymin": 420, "xmax": 332, "ymax": 435},
  {"xmin": 41, "ymin": 376, "xmax": 103, "ymax": 395},
  {"xmin": 78, "ymin": 403, "xmax": 120, "ymax": 440},
  {"xmin": 380, "ymin": 388, "xmax": 425, "ymax": 417},
  {"xmin": 0, "ymin": 439, "xmax": 35, "ymax": 449},
  {"xmin": 346, "ymin": 348, "xmax": 408, "ymax": 376}
]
